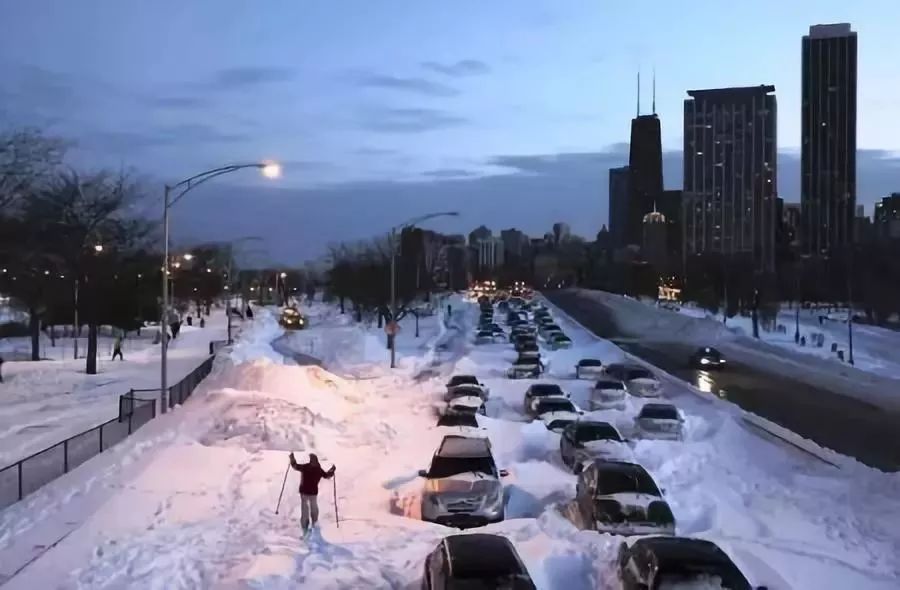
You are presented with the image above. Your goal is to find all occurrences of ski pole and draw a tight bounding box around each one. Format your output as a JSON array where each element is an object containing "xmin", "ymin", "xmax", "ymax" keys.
[
  {"xmin": 333, "ymin": 473, "xmax": 340, "ymax": 528},
  {"xmin": 275, "ymin": 463, "xmax": 290, "ymax": 514}
]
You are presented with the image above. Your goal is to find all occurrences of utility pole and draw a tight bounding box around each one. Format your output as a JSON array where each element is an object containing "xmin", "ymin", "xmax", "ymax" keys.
[{"xmin": 390, "ymin": 227, "xmax": 397, "ymax": 369}]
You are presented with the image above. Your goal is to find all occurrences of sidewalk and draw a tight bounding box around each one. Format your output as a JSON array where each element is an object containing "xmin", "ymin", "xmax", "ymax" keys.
[{"xmin": 0, "ymin": 310, "xmax": 233, "ymax": 467}]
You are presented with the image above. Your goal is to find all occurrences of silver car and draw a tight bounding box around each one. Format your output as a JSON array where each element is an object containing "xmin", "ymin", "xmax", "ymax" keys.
[
  {"xmin": 634, "ymin": 403, "xmax": 684, "ymax": 441},
  {"xmin": 418, "ymin": 436, "xmax": 508, "ymax": 528}
]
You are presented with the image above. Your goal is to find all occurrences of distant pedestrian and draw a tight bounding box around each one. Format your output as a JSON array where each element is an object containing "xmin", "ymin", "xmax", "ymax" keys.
[
  {"xmin": 288, "ymin": 452, "xmax": 335, "ymax": 537},
  {"xmin": 0, "ymin": 355, "xmax": 4, "ymax": 383},
  {"xmin": 199, "ymin": 317, "xmax": 206, "ymax": 328},
  {"xmin": 112, "ymin": 335, "xmax": 124, "ymax": 361},
  {"xmin": 246, "ymin": 305, "xmax": 254, "ymax": 320}
]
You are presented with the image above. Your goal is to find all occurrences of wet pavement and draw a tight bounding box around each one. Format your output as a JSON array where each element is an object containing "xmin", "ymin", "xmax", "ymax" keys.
[{"xmin": 545, "ymin": 291, "xmax": 900, "ymax": 472}]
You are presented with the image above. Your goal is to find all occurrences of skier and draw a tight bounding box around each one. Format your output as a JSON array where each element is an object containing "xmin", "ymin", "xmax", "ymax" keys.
[
  {"xmin": 288, "ymin": 452, "xmax": 336, "ymax": 536},
  {"xmin": 112, "ymin": 334, "xmax": 124, "ymax": 361}
]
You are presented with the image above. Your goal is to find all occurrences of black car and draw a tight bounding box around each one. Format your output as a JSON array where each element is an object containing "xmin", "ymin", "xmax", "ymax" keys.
[
  {"xmin": 513, "ymin": 334, "xmax": 537, "ymax": 348},
  {"xmin": 436, "ymin": 412, "xmax": 480, "ymax": 428},
  {"xmin": 566, "ymin": 460, "xmax": 676, "ymax": 536},
  {"xmin": 690, "ymin": 346, "xmax": 727, "ymax": 369},
  {"xmin": 421, "ymin": 534, "xmax": 537, "ymax": 589},
  {"xmin": 617, "ymin": 536, "xmax": 758, "ymax": 590},
  {"xmin": 559, "ymin": 421, "xmax": 626, "ymax": 469}
]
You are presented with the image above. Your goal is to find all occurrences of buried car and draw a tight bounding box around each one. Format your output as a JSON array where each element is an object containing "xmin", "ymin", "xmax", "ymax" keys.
[
  {"xmin": 560, "ymin": 420, "xmax": 630, "ymax": 469},
  {"xmin": 575, "ymin": 358, "xmax": 604, "ymax": 379},
  {"xmin": 418, "ymin": 436, "xmax": 509, "ymax": 528},
  {"xmin": 604, "ymin": 363, "xmax": 663, "ymax": 397},
  {"xmin": 564, "ymin": 460, "xmax": 676, "ymax": 536},
  {"xmin": 635, "ymin": 403, "xmax": 684, "ymax": 441},
  {"xmin": 474, "ymin": 329, "xmax": 504, "ymax": 344},
  {"xmin": 435, "ymin": 412, "xmax": 486, "ymax": 438},
  {"xmin": 421, "ymin": 533, "xmax": 537, "ymax": 590},
  {"xmin": 616, "ymin": 536, "xmax": 760, "ymax": 590},
  {"xmin": 522, "ymin": 383, "xmax": 568, "ymax": 415},
  {"xmin": 532, "ymin": 396, "xmax": 583, "ymax": 432},
  {"xmin": 590, "ymin": 379, "xmax": 627, "ymax": 410},
  {"xmin": 507, "ymin": 358, "xmax": 543, "ymax": 379},
  {"xmin": 547, "ymin": 333, "xmax": 573, "ymax": 350},
  {"xmin": 445, "ymin": 375, "xmax": 488, "ymax": 398}
]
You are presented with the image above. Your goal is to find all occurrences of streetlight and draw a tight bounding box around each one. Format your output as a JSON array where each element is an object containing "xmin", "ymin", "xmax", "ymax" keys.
[
  {"xmin": 183, "ymin": 253, "xmax": 194, "ymax": 261},
  {"xmin": 160, "ymin": 162, "xmax": 280, "ymax": 414},
  {"xmin": 388, "ymin": 211, "xmax": 459, "ymax": 368},
  {"xmin": 93, "ymin": 244, "xmax": 104, "ymax": 253}
]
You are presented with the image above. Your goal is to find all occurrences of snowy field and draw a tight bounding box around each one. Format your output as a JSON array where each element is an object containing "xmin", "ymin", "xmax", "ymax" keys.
[
  {"xmin": 0, "ymin": 297, "xmax": 897, "ymax": 589},
  {"xmin": 0, "ymin": 311, "xmax": 230, "ymax": 467}
]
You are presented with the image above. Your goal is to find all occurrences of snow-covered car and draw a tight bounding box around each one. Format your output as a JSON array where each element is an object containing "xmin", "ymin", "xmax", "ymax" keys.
[
  {"xmin": 516, "ymin": 342, "xmax": 541, "ymax": 360},
  {"xmin": 508, "ymin": 325, "xmax": 536, "ymax": 340},
  {"xmin": 560, "ymin": 421, "xmax": 630, "ymax": 470},
  {"xmin": 522, "ymin": 383, "xmax": 568, "ymax": 415},
  {"xmin": 507, "ymin": 359, "xmax": 542, "ymax": 379},
  {"xmin": 690, "ymin": 346, "xmax": 727, "ymax": 369},
  {"xmin": 418, "ymin": 435, "xmax": 508, "ymax": 528},
  {"xmin": 474, "ymin": 329, "xmax": 504, "ymax": 344},
  {"xmin": 532, "ymin": 396, "xmax": 584, "ymax": 432},
  {"xmin": 421, "ymin": 534, "xmax": 537, "ymax": 590},
  {"xmin": 605, "ymin": 363, "xmax": 662, "ymax": 397},
  {"xmin": 538, "ymin": 323, "xmax": 562, "ymax": 337},
  {"xmin": 634, "ymin": 403, "xmax": 684, "ymax": 441},
  {"xmin": 435, "ymin": 412, "xmax": 486, "ymax": 437},
  {"xmin": 565, "ymin": 460, "xmax": 676, "ymax": 536},
  {"xmin": 445, "ymin": 375, "xmax": 488, "ymax": 398},
  {"xmin": 547, "ymin": 333, "xmax": 573, "ymax": 350},
  {"xmin": 575, "ymin": 358, "xmax": 604, "ymax": 379},
  {"xmin": 444, "ymin": 394, "xmax": 487, "ymax": 417},
  {"xmin": 514, "ymin": 338, "xmax": 539, "ymax": 353},
  {"xmin": 444, "ymin": 383, "xmax": 489, "ymax": 403},
  {"xmin": 590, "ymin": 379, "xmax": 627, "ymax": 410},
  {"xmin": 616, "ymin": 536, "xmax": 758, "ymax": 590}
]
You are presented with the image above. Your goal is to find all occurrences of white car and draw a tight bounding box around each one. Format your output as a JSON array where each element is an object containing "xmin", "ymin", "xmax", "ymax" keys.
[
  {"xmin": 532, "ymin": 396, "xmax": 584, "ymax": 432},
  {"xmin": 634, "ymin": 403, "xmax": 684, "ymax": 441},
  {"xmin": 435, "ymin": 413, "xmax": 487, "ymax": 438},
  {"xmin": 575, "ymin": 359, "xmax": 604, "ymax": 379},
  {"xmin": 443, "ymin": 383, "xmax": 489, "ymax": 403},
  {"xmin": 559, "ymin": 421, "xmax": 631, "ymax": 470},
  {"xmin": 590, "ymin": 379, "xmax": 627, "ymax": 410},
  {"xmin": 604, "ymin": 364, "xmax": 662, "ymax": 398},
  {"xmin": 443, "ymin": 390, "xmax": 488, "ymax": 417}
]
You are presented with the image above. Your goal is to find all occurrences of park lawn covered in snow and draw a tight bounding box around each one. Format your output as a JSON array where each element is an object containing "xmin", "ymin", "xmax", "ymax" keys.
[
  {"xmin": 0, "ymin": 296, "xmax": 897, "ymax": 589},
  {"xmin": 0, "ymin": 310, "xmax": 230, "ymax": 467}
]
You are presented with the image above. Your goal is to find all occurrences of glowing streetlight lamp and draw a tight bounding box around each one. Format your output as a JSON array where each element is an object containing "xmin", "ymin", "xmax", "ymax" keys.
[
  {"xmin": 261, "ymin": 162, "xmax": 282, "ymax": 179},
  {"xmin": 183, "ymin": 253, "xmax": 194, "ymax": 261},
  {"xmin": 94, "ymin": 244, "xmax": 104, "ymax": 252}
]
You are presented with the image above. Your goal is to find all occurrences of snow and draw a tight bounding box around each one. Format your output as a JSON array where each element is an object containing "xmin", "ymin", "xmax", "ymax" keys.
[
  {"xmin": 0, "ymin": 309, "xmax": 231, "ymax": 467},
  {"xmin": 0, "ymin": 293, "xmax": 897, "ymax": 589}
]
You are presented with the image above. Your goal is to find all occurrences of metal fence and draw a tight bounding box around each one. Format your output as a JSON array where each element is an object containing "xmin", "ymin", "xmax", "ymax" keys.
[{"xmin": 0, "ymin": 343, "xmax": 225, "ymax": 511}]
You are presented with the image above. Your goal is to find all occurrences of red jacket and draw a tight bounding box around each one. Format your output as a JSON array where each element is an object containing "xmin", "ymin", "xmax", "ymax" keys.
[{"xmin": 290, "ymin": 456, "xmax": 335, "ymax": 495}]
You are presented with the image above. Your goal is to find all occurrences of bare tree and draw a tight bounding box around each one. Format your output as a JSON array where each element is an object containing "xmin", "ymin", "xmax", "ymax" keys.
[{"xmin": 0, "ymin": 128, "xmax": 66, "ymax": 213}]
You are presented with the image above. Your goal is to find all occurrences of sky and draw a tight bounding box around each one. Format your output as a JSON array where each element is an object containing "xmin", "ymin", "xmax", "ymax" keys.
[{"xmin": 2, "ymin": 0, "xmax": 899, "ymax": 263}]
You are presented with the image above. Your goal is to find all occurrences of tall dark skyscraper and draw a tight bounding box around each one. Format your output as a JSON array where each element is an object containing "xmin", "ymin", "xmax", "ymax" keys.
[
  {"xmin": 801, "ymin": 23, "xmax": 857, "ymax": 254},
  {"xmin": 608, "ymin": 165, "xmax": 630, "ymax": 249},
  {"xmin": 683, "ymin": 85, "xmax": 778, "ymax": 271},
  {"xmin": 626, "ymin": 102, "xmax": 664, "ymax": 246}
]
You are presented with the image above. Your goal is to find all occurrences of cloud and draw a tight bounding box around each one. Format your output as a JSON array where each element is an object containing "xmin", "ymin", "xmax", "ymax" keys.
[
  {"xmin": 88, "ymin": 124, "xmax": 250, "ymax": 153},
  {"xmin": 359, "ymin": 107, "xmax": 466, "ymax": 133},
  {"xmin": 421, "ymin": 59, "xmax": 490, "ymax": 77},
  {"xmin": 354, "ymin": 147, "xmax": 397, "ymax": 156},
  {"xmin": 210, "ymin": 66, "xmax": 294, "ymax": 89},
  {"xmin": 149, "ymin": 96, "xmax": 210, "ymax": 109},
  {"xmin": 422, "ymin": 168, "xmax": 480, "ymax": 179},
  {"xmin": 352, "ymin": 72, "xmax": 458, "ymax": 97}
]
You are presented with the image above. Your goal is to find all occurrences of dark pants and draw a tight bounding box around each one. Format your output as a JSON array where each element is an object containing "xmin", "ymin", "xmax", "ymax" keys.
[
  {"xmin": 300, "ymin": 494, "xmax": 319, "ymax": 532},
  {"xmin": 112, "ymin": 349, "xmax": 123, "ymax": 360}
]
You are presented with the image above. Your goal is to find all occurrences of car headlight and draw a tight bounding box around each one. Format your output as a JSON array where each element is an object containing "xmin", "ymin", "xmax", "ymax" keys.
[{"xmin": 700, "ymin": 358, "xmax": 710, "ymax": 365}]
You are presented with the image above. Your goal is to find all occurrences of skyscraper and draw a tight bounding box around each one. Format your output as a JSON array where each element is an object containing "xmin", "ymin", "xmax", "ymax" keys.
[
  {"xmin": 626, "ymin": 117, "xmax": 663, "ymax": 246},
  {"xmin": 608, "ymin": 166, "xmax": 630, "ymax": 249},
  {"xmin": 683, "ymin": 85, "xmax": 778, "ymax": 271},
  {"xmin": 801, "ymin": 23, "xmax": 857, "ymax": 254}
]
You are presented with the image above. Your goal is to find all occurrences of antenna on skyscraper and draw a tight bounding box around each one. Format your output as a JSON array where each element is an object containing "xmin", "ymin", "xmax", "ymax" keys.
[
  {"xmin": 636, "ymin": 70, "xmax": 641, "ymax": 117},
  {"xmin": 652, "ymin": 68, "xmax": 656, "ymax": 114}
]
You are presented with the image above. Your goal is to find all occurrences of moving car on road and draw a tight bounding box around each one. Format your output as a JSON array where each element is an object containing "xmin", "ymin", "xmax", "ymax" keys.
[
  {"xmin": 421, "ymin": 534, "xmax": 537, "ymax": 590},
  {"xmin": 533, "ymin": 396, "xmax": 583, "ymax": 432},
  {"xmin": 279, "ymin": 307, "xmax": 307, "ymax": 330},
  {"xmin": 575, "ymin": 358, "xmax": 604, "ymax": 379},
  {"xmin": 690, "ymin": 346, "xmax": 727, "ymax": 369},
  {"xmin": 564, "ymin": 460, "xmax": 676, "ymax": 536},
  {"xmin": 560, "ymin": 420, "xmax": 629, "ymax": 470},
  {"xmin": 590, "ymin": 379, "xmax": 627, "ymax": 410},
  {"xmin": 634, "ymin": 403, "xmax": 684, "ymax": 441},
  {"xmin": 418, "ymin": 436, "xmax": 508, "ymax": 528},
  {"xmin": 522, "ymin": 383, "xmax": 568, "ymax": 415},
  {"xmin": 604, "ymin": 363, "xmax": 662, "ymax": 397},
  {"xmin": 616, "ymin": 536, "xmax": 757, "ymax": 590}
]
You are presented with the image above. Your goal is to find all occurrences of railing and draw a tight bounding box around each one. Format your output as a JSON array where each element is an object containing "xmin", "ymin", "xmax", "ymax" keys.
[{"xmin": 0, "ymin": 341, "xmax": 227, "ymax": 511}]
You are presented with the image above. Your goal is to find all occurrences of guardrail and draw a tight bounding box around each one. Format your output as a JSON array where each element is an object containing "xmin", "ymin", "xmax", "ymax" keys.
[{"xmin": 0, "ymin": 339, "xmax": 228, "ymax": 511}]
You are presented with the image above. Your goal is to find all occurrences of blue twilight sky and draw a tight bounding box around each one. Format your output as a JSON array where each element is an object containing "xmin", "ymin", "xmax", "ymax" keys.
[{"xmin": 2, "ymin": 1, "xmax": 899, "ymax": 262}]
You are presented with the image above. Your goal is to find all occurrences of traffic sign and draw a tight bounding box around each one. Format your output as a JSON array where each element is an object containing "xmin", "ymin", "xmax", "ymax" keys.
[{"xmin": 385, "ymin": 321, "xmax": 400, "ymax": 336}]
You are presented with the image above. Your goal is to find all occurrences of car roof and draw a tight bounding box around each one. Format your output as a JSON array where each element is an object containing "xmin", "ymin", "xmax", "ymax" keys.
[
  {"xmin": 449, "ymin": 375, "xmax": 478, "ymax": 382},
  {"xmin": 437, "ymin": 435, "xmax": 492, "ymax": 458},
  {"xmin": 641, "ymin": 402, "xmax": 677, "ymax": 412},
  {"xmin": 528, "ymin": 383, "xmax": 562, "ymax": 391},
  {"xmin": 576, "ymin": 420, "xmax": 618, "ymax": 431},
  {"xmin": 579, "ymin": 358, "xmax": 602, "ymax": 365},
  {"xmin": 535, "ymin": 396, "xmax": 573, "ymax": 406},
  {"xmin": 631, "ymin": 537, "xmax": 732, "ymax": 567},
  {"xmin": 444, "ymin": 534, "xmax": 524, "ymax": 578}
]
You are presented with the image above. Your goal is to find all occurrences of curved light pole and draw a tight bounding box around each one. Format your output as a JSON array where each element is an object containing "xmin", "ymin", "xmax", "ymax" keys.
[
  {"xmin": 389, "ymin": 211, "xmax": 459, "ymax": 368},
  {"xmin": 161, "ymin": 163, "xmax": 279, "ymax": 413}
]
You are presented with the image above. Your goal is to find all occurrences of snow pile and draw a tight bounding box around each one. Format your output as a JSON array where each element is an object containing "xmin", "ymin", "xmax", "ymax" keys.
[{"xmin": 227, "ymin": 308, "xmax": 285, "ymax": 365}]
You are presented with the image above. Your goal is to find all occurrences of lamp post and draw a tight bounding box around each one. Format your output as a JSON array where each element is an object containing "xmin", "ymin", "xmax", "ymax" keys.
[
  {"xmin": 223, "ymin": 236, "xmax": 263, "ymax": 344},
  {"xmin": 388, "ymin": 211, "xmax": 459, "ymax": 368},
  {"xmin": 161, "ymin": 162, "xmax": 279, "ymax": 413}
]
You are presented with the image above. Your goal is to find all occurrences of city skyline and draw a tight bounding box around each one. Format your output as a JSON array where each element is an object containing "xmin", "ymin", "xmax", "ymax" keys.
[{"xmin": 2, "ymin": 2, "xmax": 899, "ymax": 260}]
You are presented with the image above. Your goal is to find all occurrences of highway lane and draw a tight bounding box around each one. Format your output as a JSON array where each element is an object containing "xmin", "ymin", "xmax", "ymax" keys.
[{"xmin": 545, "ymin": 290, "xmax": 900, "ymax": 471}]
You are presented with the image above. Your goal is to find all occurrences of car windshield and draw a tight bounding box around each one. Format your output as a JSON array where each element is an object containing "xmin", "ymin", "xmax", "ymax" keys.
[
  {"xmin": 428, "ymin": 455, "xmax": 495, "ymax": 478},
  {"xmin": 437, "ymin": 414, "xmax": 479, "ymax": 428},
  {"xmin": 477, "ymin": 331, "xmax": 493, "ymax": 337},
  {"xmin": 579, "ymin": 359, "xmax": 602, "ymax": 367},
  {"xmin": 536, "ymin": 399, "xmax": 575, "ymax": 414},
  {"xmin": 548, "ymin": 419, "xmax": 575, "ymax": 431},
  {"xmin": 576, "ymin": 423, "xmax": 622, "ymax": 443},
  {"xmin": 449, "ymin": 386, "xmax": 483, "ymax": 398},
  {"xmin": 626, "ymin": 368, "xmax": 654, "ymax": 381},
  {"xmin": 595, "ymin": 469, "xmax": 660, "ymax": 496},
  {"xmin": 449, "ymin": 376, "xmax": 479, "ymax": 387},
  {"xmin": 640, "ymin": 405, "xmax": 679, "ymax": 420},
  {"xmin": 529, "ymin": 384, "xmax": 563, "ymax": 396},
  {"xmin": 699, "ymin": 347, "xmax": 721, "ymax": 357},
  {"xmin": 595, "ymin": 380, "xmax": 624, "ymax": 390}
]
